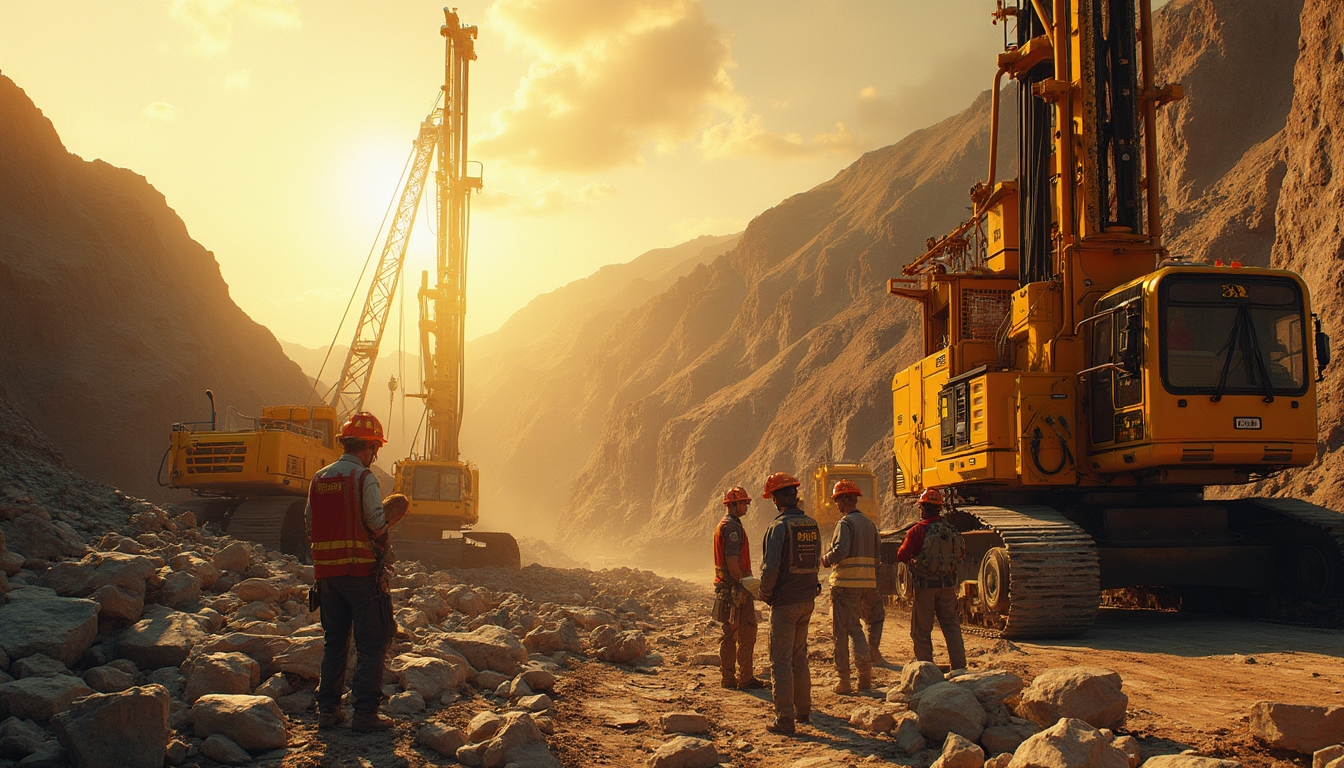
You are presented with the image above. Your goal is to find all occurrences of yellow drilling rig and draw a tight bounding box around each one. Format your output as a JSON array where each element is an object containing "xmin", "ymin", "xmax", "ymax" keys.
[
  {"xmin": 880, "ymin": 0, "xmax": 1341, "ymax": 636},
  {"xmin": 164, "ymin": 8, "xmax": 517, "ymax": 568}
]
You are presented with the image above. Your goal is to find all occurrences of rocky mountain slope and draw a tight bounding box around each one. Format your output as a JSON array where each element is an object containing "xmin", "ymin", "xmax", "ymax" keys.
[
  {"xmin": 0, "ymin": 74, "xmax": 313, "ymax": 501},
  {"xmin": 457, "ymin": 0, "xmax": 1328, "ymax": 570}
]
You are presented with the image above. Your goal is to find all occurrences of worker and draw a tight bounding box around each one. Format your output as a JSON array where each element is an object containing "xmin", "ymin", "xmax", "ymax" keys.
[
  {"xmin": 895, "ymin": 488, "xmax": 967, "ymax": 671},
  {"xmin": 820, "ymin": 479, "xmax": 882, "ymax": 693},
  {"xmin": 713, "ymin": 486, "xmax": 766, "ymax": 690},
  {"xmin": 758, "ymin": 471, "xmax": 821, "ymax": 736},
  {"xmin": 307, "ymin": 412, "xmax": 407, "ymax": 732}
]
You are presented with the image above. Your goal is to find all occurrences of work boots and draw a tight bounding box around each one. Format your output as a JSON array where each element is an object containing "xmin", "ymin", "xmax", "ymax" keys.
[
  {"xmin": 857, "ymin": 667, "xmax": 873, "ymax": 691},
  {"xmin": 720, "ymin": 676, "xmax": 737, "ymax": 689},
  {"xmin": 765, "ymin": 716, "xmax": 796, "ymax": 735},
  {"xmin": 317, "ymin": 708, "xmax": 348, "ymax": 729},
  {"xmin": 832, "ymin": 673, "xmax": 853, "ymax": 695},
  {"xmin": 351, "ymin": 711, "xmax": 396, "ymax": 732},
  {"xmin": 736, "ymin": 677, "xmax": 767, "ymax": 690}
]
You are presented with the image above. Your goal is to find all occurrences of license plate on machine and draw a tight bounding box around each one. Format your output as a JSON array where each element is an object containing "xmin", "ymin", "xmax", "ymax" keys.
[{"xmin": 1234, "ymin": 417, "xmax": 1262, "ymax": 430}]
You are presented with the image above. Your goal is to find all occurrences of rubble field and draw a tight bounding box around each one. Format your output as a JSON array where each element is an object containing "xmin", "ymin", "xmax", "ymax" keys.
[{"xmin": 1, "ymin": 491, "xmax": 1342, "ymax": 768}]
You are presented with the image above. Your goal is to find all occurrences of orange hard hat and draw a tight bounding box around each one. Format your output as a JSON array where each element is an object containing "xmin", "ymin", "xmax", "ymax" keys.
[
  {"xmin": 339, "ymin": 412, "xmax": 387, "ymax": 445},
  {"xmin": 722, "ymin": 486, "xmax": 751, "ymax": 505},
  {"xmin": 762, "ymin": 472, "xmax": 801, "ymax": 499},
  {"xmin": 917, "ymin": 487, "xmax": 944, "ymax": 506},
  {"xmin": 831, "ymin": 479, "xmax": 862, "ymax": 499}
]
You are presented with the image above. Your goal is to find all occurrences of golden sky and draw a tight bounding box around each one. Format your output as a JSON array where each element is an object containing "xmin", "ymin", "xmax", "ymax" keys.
[{"xmin": 1, "ymin": 0, "xmax": 1002, "ymax": 348}]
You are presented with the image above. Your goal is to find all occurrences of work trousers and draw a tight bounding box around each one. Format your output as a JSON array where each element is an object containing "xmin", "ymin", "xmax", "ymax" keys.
[
  {"xmin": 768, "ymin": 600, "xmax": 814, "ymax": 720},
  {"xmin": 910, "ymin": 585, "xmax": 967, "ymax": 671},
  {"xmin": 861, "ymin": 588, "xmax": 886, "ymax": 661},
  {"xmin": 830, "ymin": 587, "xmax": 872, "ymax": 677},
  {"xmin": 316, "ymin": 575, "xmax": 394, "ymax": 714},
  {"xmin": 718, "ymin": 594, "xmax": 758, "ymax": 684}
]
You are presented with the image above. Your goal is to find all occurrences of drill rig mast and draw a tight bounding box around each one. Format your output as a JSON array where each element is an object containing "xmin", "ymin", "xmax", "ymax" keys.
[{"xmin": 881, "ymin": 0, "xmax": 1341, "ymax": 636}]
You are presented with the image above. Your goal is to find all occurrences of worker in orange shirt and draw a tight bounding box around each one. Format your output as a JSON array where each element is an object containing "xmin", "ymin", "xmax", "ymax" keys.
[{"xmin": 712, "ymin": 486, "xmax": 766, "ymax": 690}]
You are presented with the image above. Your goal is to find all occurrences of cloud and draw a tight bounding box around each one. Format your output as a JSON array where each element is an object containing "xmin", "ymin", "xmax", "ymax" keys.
[
  {"xmin": 169, "ymin": 0, "xmax": 300, "ymax": 56},
  {"xmin": 224, "ymin": 69, "xmax": 251, "ymax": 91},
  {"xmin": 144, "ymin": 102, "xmax": 178, "ymax": 121},
  {"xmin": 853, "ymin": 49, "xmax": 994, "ymax": 141},
  {"xmin": 477, "ymin": 0, "xmax": 849, "ymax": 171},
  {"xmin": 473, "ymin": 181, "xmax": 616, "ymax": 217}
]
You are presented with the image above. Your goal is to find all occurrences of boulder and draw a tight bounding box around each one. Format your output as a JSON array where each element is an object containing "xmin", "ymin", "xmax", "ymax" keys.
[
  {"xmin": 591, "ymin": 626, "xmax": 648, "ymax": 664},
  {"xmin": 981, "ymin": 720, "xmax": 1041, "ymax": 754},
  {"xmin": 117, "ymin": 605, "xmax": 211, "ymax": 669},
  {"xmin": 441, "ymin": 625, "xmax": 529, "ymax": 673},
  {"xmin": 648, "ymin": 735, "xmax": 719, "ymax": 768},
  {"xmin": 1, "ymin": 509, "xmax": 87, "ymax": 560},
  {"xmin": 11, "ymin": 655, "xmax": 71, "ymax": 680},
  {"xmin": 1316, "ymin": 746, "xmax": 1344, "ymax": 768},
  {"xmin": 168, "ymin": 554, "xmax": 219, "ymax": 590},
  {"xmin": 986, "ymin": 756, "xmax": 1013, "ymax": 768},
  {"xmin": 409, "ymin": 593, "xmax": 452, "ymax": 624},
  {"xmin": 1139, "ymin": 757, "xmax": 1242, "ymax": 768},
  {"xmin": 419, "ymin": 723, "xmax": 466, "ymax": 757},
  {"xmin": 893, "ymin": 660, "xmax": 945, "ymax": 699},
  {"xmin": 849, "ymin": 705, "xmax": 895, "ymax": 733},
  {"xmin": 1007, "ymin": 718, "xmax": 1130, "ymax": 768},
  {"xmin": 13, "ymin": 743, "xmax": 69, "ymax": 767},
  {"xmin": 477, "ymin": 671, "xmax": 509, "ymax": 692},
  {"xmin": 951, "ymin": 669, "xmax": 1024, "ymax": 707},
  {"xmin": 387, "ymin": 690, "xmax": 426, "ymax": 714},
  {"xmin": 89, "ymin": 585, "xmax": 144, "ymax": 623},
  {"xmin": 661, "ymin": 712, "xmax": 710, "ymax": 734},
  {"xmin": 521, "ymin": 669, "xmax": 556, "ymax": 692},
  {"xmin": 184, "ymin": 652, "xmax": 262, "ymax": 704},
  {"xmin": 0, "ymin": 588, "xmax": 100, "ymax": 666},
  {"xmin": 36, "ymin": 553, "xmax": 162, "ymax": 599},
  {"xmin": 932, "ymin": 732, "xmax": 985, "ymax": 768},
  {"xmin": 83, "ymin": 665, "xmax": 136, "ymax": 694},
  {"xmin": 154, "ymin": 571, "xmax": 201, "ymax": 610},
  {"xmin": 212, "ymin": 543, "xmax": 252, "ymax": 574},
  {"xmin": 50, "ymin": 684, "xmax": 170, "ymax": 768},
  {"xmin": 147, "ymin": 668, "xmax": 186, "ymax": 699},
  {"xmin": 0, "ymin": 675, "xmax": 93, "ymax": 721},
  {"xmin": 199, "ymin": 733, "xmax": 251, "ymax": 765},
  {"xmin": 271, "ymin": 636, "xmax": 323, "ymax": 680},
  {"xmin": 190, "ymin": 693, "xmax": 288, "ymax": 751},
  {"xmin": 1249, "ymin": 701, "xmax": 1344, "ymax": 754},
  {"xmin": 1113, "ymin": 735, "xmax": 1142, "ymax": 768},
  {"xmin": 517, "ymin": 693, "xmax": 552, "ymax": 712},
  {"xmin": 253, "ymin": 674, "xmax": 292, "ymax": 700},
  {"xmin": 276, "ymin": 690, "xmax": 314, "ymax": 715},
  {"xmin": 199, "ymin": 633, "xmax": 294, "ymax": 673},
  {"xmin": 1018, "ymin": 667, "xmax": 1128, "ymax": 730},
  {"xmin": 894, "ymin": 715, "xmax": 926, "ymax": 753},
  {"xmin": 0, "ymin": 716, "xmax": 50, "ymax": 758},
  {"xmin": 232, "ymin": 579, "xmax": 282, "ymax": 603},
  {"xmin": 390, "ymin": 654, "xmax": 466, "ymax": 700},
  {"xmin": 917, "ymin": 682, "xmax": 988, "ymax": 743},
  {"xmin": 472, "ymin": 712, "xmax": 558, "ymax": 768},
  {"xmin": 467, "ymin": 711, "xmax": 505, "ymax": 743}
]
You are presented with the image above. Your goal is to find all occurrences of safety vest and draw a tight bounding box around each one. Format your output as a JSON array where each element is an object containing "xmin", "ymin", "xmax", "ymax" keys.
[
  {"xmin": 713, "ymin": 515, "xmax": 751, "ymax": 584},
  {"xmin": 308, "ymin": 468, "xmax": 377, "ymax": 579},
  {"xmin": 785, "ymin": 516, "xmax": 821, "ymax": 575},
  {"xmin": 829, "ymin": 512, "xmax": 878, "ymax": 589}
]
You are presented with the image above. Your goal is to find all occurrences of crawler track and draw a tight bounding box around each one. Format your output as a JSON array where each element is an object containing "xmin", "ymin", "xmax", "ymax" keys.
[{"xmin": 962, "ymin": 504, "xmax": 1101, "ymax": 638}]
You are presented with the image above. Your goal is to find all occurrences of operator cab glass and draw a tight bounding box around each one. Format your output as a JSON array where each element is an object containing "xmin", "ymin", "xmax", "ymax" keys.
[
  {"xmin": 1159, "ymin": 275, "xmax": 1308, "ymax": 398},
  {"xmin": 410, "ymin": 465, "xmax": 463, "ymax": 502}
]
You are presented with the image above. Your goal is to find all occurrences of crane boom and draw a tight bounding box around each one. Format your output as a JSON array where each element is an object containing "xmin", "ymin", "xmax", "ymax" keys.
[{"xmin": 330, "ymin": 114, "xmax": 440, "ymax": 422}]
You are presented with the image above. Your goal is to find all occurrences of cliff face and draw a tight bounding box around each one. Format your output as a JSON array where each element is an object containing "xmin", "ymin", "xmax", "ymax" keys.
[{"xmin": 0, "ymin": 74, "xmax": 312, "ymax": 501}]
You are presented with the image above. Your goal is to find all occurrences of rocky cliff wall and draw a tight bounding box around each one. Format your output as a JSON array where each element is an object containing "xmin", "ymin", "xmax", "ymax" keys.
[{"xmin": 0, "ymin": 74, "xmax": 312, "ymax": 501}]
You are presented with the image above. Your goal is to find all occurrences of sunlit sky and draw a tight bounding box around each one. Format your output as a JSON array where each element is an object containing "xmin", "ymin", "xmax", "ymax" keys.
[{"xmin": 1, "ymin": 0, "xmax": 1007, "ymax": 347}]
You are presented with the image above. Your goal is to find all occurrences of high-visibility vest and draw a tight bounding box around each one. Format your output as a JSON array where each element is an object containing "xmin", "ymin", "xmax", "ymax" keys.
[
  {"xmin": 829, "ymin": 512, "xmax": 878, "ymax": 589},
  {"xmin": 308, "ymin": 468, "xmax": 377, "ymax": 579},
  {"xmin": 713, "ymin": 515, "xmax": 751, "ymax": 584}
]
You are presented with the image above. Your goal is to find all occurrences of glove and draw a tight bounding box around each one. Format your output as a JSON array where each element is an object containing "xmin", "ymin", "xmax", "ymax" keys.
[{"xmin": 739, "ymin": 576, "xmax": 762, "ymax": 599}]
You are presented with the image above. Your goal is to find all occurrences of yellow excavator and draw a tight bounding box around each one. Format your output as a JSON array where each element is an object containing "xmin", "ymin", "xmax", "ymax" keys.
[
  {"xmin": 811, "ymin": 460, "xmax": 881, "ymax": 532},
  {"xmin": 881, "ymin": 0, "xmax": 1342, "ymax": 636},
  {"xmin": 165, "ymin": 9, "xmax": 517, "ymax": 568}
]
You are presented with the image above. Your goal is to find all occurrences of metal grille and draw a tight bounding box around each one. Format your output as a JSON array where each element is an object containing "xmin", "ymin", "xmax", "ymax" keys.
[
  {"xmin": 962, "ymin": 289, "xmax": 1012, "ymax": 341},
  {"xmin": 185, "ymin": 443, "xmax": 246, "ymax": 474}
]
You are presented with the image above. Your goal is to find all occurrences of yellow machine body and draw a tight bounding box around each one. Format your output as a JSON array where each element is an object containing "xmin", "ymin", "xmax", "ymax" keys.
[
  {"xmin": 811, "ymin": 462, "xmax": 881, "ymax": 530},
  {"xmin": 168, "ymin": 405, "xmax": 340, "ymax": 497},
  {"xmin": 392, "ymin": 458, "xmax": 480, "ymax": 538}
]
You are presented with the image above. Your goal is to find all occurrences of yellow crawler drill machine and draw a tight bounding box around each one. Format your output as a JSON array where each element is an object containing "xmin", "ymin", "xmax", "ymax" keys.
[
  {"xmin": 882, "ymin": 0, "xmax": 1341, "ymax": 636},
  {"xmin": 811, "ymin": 461, "xmax": 881, "ymax": 531}
]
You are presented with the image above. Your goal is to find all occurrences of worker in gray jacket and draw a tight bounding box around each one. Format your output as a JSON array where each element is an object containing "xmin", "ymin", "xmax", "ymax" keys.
[
  {"xmin": 758, "ymin": 472, "xmax": 821, "ymax": 736},
  {"xmin": 820, "ymin": 479, "xmax": 883, "ymax": 693}
]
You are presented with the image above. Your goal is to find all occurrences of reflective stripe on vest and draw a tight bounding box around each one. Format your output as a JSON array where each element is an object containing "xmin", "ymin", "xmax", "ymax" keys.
[
  {"xmin": 308, "ymin": 468, "xmax": 376, "ymax": 578},
  {"xmin": 830, "ymin": 556, "xmax": 878, "ymax": 589}
]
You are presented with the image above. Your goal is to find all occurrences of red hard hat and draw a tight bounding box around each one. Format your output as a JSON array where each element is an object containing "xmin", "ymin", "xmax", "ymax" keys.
[
  {"xmin": 917, "ymin": 487, "xmax": 944, "ymax": 506},
  {"xmin": 831, "ymin": 479, "xmax": 862, "ymax": 499},
  {"xmin": 762, "ymin": 472, "xmax": 801, "ymax": 499},
  {"xmin": 722, "ymin": 486, "xmax": 751, "ymax": 505},
  {"xmin": 338, "ymin": 412, "xmax": 387, "ymax": 445}
]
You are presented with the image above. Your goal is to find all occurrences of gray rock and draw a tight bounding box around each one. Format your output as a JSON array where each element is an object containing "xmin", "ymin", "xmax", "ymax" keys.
[
  {"xmin": 648, "ymin": 735, "xmax": 719, "ymax": 768},
  {"xmin": 11, "ymin": 656, "xmax": 71, "ymax": 680},
  {"xmin": 2, "ymin": 509, "xmax": 88, "ymax": 561},
  {"xmin": 917, "ymin": 682, "xmax": 987, "ymax": 743},
  {"xmin": 1007, "ymin": 718, "xmax": 1130, "ymax": 768},
  {"xmin": 275, "ymin": 690, "xmax": 314, "ymax": 715},
  {"xmin": 50, "ymin": 684, "xmax": 170, "ymax": 768},
  {"xmin": 1018, "ymin": 667, "xmax": 1128, "ymax": 731},
  {"xmin": 146, "ymin": 668, "xmax": 186, "ymax": 698},
  {"xmin": 154, "ymin": 570, "xmax": 201, "ymax": 610},
  {"xmin": 386, "ymin": 690, "xmax": 425, "ymax": 714},
  {"xmin": 270, "ymin": 636, "xmax": 323, "ymax": 680},
  {"xmin": 185, "ymin": 653, "xmax": 262, "ymax": 704},
  {"xmin": 82, "ymin": 666, "xmax": 136, "ymax": 694},
  {"xmin": 15, "ymin": 743, "xmax": 69, "ymax": 767},
  {"xmin": 0, "ymin": 716, "xmax": 50, "ymax": 758},
  {"xmin": 0, "ymin": 675, "xmax": 93, "ymax": 721},
  {"xmin": 0, "ymin": 588, "xmax": 100, "ymax": 667},
  {"xmin": 89, "ymin": 585, "xmax": 143, "ymax": 624},
  {"xmin": 894, "ymin": 715, "xmax": 926, "ymax": 753},
  {"xmin": 116, "ymin": 605, "xmax": 211, "ymax": 669},
  {"xmin": 440, "ymin": 626, "xmax": 529, "ymax": 674},
  {"xmin": 190, "ymin": 694, "xmax": 288, "ymax": 752},
  {"xmin": 1249, "ymin": 701, "xmax": 1344, "ymax": 755},
  {"xmin": 199, "ymin": 733, "xmax": 251, "ymax": 765},
  {"xmin": 419, "ymin": 723, "xmax": 466, "ymax": 756}
]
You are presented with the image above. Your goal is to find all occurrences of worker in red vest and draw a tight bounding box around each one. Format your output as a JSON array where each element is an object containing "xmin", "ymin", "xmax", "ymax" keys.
[
  {"xmin": 713, "ymin": 486, "xmax": 765, "ymax": 691},
  {"xmin": 308, "ymin": 412, "xmax": 403, "ymax": 732}
]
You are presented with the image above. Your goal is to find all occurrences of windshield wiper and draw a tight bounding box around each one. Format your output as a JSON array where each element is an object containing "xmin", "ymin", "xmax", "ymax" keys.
[{"xmin": 1211, "ymin": 302, "xmax": 1276, "ymax": 403}]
